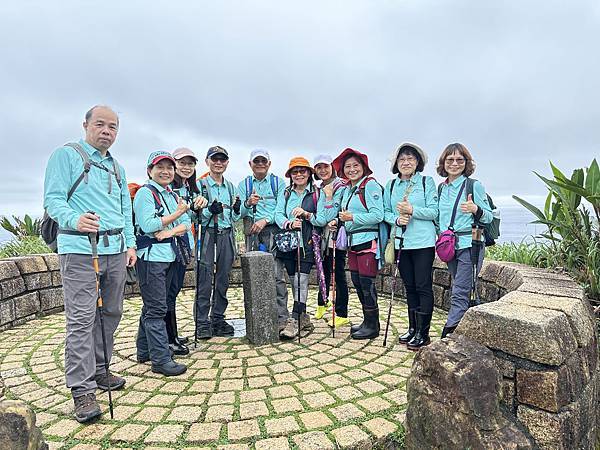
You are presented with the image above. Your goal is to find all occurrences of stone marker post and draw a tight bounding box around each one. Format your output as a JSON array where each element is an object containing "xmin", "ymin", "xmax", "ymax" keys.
[{"xmin": 240, "ymin": 251, "xmax": 279, "ymax": 345}]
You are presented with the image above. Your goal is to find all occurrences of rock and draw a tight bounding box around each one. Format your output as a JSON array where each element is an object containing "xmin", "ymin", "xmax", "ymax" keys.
[
  {"xmin": 405, "ymin": 334, "xmax": 535, "ymax": 450},
  {"xmin": 432, "ymin": 269, "xmax": 451, "ymax": 287},
  {"xmin": 23, "ymin": 273, "xmax": 51, "ymax": 291},
  {"xmin": 0, "ymin": 261, "xmax": 20, "ymax": 281},
  {"xmin": 495, "ymin": 266, "xmax": 523, "ymax": 291},
  {"xmin": 0, "ymin": 399, "xmax": 48, "ymax": 450},
  {"xmin": 240, "ymin": 252, "xmax": 279, "ymax": 345},
  {"xmin": 0, "ymin": 277, "xmax": 26, "ymax": 300},
  {"xmin": 50, "ymin": 271, "xmax": 62, "ymax": 287},
  {"xmin": 456, "ymin": 300, "xmax": 578, "ymax": 366},
  {"xmin": 13, "ymin": 293, "xmax": 40, "ymax": 319},
  {"xmin": 41, "ymin": 254, "xmax": 59, "ymax": 271},
  {"xmin": 0, "ymin": 300, "xmax": 16, "ymax": 326},
  {"xmin": 477, "ymin": 281, "xmax": 500, "ymax": 303},
  {"xmin": 517, "ymin": 276, "xmax": 585, "ymax": 301},
  {"xmin": 8, "ymin": 256, "xmax": 48, "ymax": 274},
  {"xmin": 517, "ymin": 405, "xmax": 576, "ymax": 450},
  {"xmin": 478, "ymin": 261, "xmax": 503, "ymax": 283},
  {"xmin": 39, "ymin": 288, "xmax": 63, "ymax": 312}
]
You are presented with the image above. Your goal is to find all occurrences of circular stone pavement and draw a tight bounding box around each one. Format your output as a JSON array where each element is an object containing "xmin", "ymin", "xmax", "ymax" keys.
[{"xmin": 0, "ymin": 287, "xmax": 446, "ymax": 449}]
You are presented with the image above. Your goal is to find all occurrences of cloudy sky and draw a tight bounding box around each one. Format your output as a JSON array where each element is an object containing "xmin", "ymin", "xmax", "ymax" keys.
[{"xmin": 1, "ymin": 0, "xmax": 599, "ymax": 218}]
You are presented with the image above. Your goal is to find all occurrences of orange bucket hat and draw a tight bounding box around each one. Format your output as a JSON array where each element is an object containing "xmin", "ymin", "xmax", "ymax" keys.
[{"xmin": 285, "ymin": 156, "xmax": 314, "ymax": 178}]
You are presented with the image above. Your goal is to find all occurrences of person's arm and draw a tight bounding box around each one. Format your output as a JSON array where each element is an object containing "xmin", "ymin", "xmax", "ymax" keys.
[
  {"xmin": 238, "ymin": 179, "xmax": 250, "ymax": 218},
  {"xmin": 274, "ymin": 187, "xmax": 290, "ymax": 229},
  {"xmin": 472, "ymin": 180, "xmax": 493, "ymax": 224},
  {"xmin": 383, "ymin": 180, "xmax": 397, "ymax": 227},
  {"xmin": 133, "ymin": 188, "xmax": 163, "ymax": 234},
  {"xmin": 412, "ymin": 176, "xmax": 439, "ymax": 221},
  {"xmin": 350, "ymin": 180, "xmax": 385, "ymax": 226},
  {"xmin": 230, "ymin": 183, "xmax": 242, "ymax": 223},
  {"xmin": 43, "ymin": 147, "xmax": 82, "ymax": 230}
]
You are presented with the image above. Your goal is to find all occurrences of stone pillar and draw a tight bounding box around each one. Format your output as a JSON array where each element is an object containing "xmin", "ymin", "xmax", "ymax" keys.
[
  {"xmin": 240, "ymin": 251, "xmax": 279, "ymax": 345},
  {"xmin": 0, "ymin": 400, "xmax": 48, "ymax": 450}
]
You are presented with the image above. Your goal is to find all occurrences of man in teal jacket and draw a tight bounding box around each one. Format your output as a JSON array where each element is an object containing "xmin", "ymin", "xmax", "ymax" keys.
[{"xmin": 43, "ymin": 105, "xmax": 136, "ymax": 423}]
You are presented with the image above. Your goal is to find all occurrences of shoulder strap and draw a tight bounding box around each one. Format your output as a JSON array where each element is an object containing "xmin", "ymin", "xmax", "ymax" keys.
[
  {"xmin": 245, "ymin": 176, "xmax": 253, "ymax": 200},
  {"xmin": 143, "ymin": 184, "xmax": 163, "ymax": 214},
  {"xmin": 112, "ymin": 159, "xmax": 123, "ymax": 189},
  {"xmin": 283, "ymin": 185, "xmax": 292, "ymax": 212},
  {"xmin": 199, "ymin": 178, "xmax": 213, "ymax": 204},
  {"xmin": 64, "ymin": 143, "xmax": 91, "ymax": 200},
  {"xmin": 356, "ymin": 176, "xmax": 376, "ymax": 210},
  {"xmin": 437, "ymin": 182, "xmax": 443, "ymax": 198},
  {"xmin": 269, "ymin": 174, "xmax": 279, "ymax": 197},
  {"xmin": 465, "ymin": 177, "xmax": 475, "ymax": 200},
  {"xmin": 449, "ymin": 180, "xmax": 467, "ymax": 230}
]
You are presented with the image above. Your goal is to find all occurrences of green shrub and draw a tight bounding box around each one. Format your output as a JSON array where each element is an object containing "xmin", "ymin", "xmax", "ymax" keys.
[
  {"xmin": 0, "ymin": 236, "xmax": 51, "ymax": 258},
  {"xmin": 1, "ymin": 214, "xmax": 42, "ymax": 238}
]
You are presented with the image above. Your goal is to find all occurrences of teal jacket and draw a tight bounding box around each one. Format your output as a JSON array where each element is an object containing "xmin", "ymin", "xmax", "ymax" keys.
[
  {"xmin": 339, "ymin": 177, "xmax": 385, "ymax": 247},
  {"xmin": 274, "ymin": 185, "xmax": 323, "ymax": 229},
  {"xmin": 383, "ymin": 173, "xmax": 438, "ymax": 250},
  {"xmin": 314, "ymin": 177, "xmax": 346, "ymax": 228},
  {"xmin": 43, "ymin": 139, "xmax": 135, "ymax": 255},
  {"xmin": 198, "ymin": 175, "xmax": 241, "ymax": 229},
  {"xmin": 171, "ymin": 183, "xmax": 196, "ymax": 246},
  {"xmin": 237, "ymin": 173, "xmax": 286, "ymax": 224},
  {"xmin": 438, "ymin": 175, "xmax": 493, "ymax": 250},
  {"xmin": 133, "ymin": 180, "xmax": 191, "ymax": 262}
]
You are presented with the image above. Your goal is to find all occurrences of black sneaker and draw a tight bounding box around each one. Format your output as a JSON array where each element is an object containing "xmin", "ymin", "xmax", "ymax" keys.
[
  {"xmin": 212, "ymin": 320, "xmax": 235, "ymax": 336},
  {"xmin": 73, "ymin": 393, "xmax": 102, "ymax": 423},
  {"xmin": 196, "ymin": 322, "xmax": 213, "ymax": 340},
  {"xmin": 95, "ymin": 371, "xmax": 126, "ymax": 391},
  {"xmin": 151, "ymin": 360, "xmax": 188, "ymax": 376}
]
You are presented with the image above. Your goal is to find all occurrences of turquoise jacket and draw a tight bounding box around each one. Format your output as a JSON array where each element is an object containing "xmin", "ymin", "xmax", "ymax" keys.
[
  {"xmin": 237, "ymin": 173, "xmax": 286, "ymax": 224},
  {"xmin": 43, "ymin": 139, "xmax": 135, "ymax": 255},
  {"xmin": 198, "ymin": 175, "xmax": 241, "ymax": 229},
  {"xmin": 133, "ymin": 180, "xmax": 191, "ymax": 262},
  {"xmin": 339, "ymin": 177, "xmax": 385, "ymax": 247},
  {"xmin": 438, "ymin": 175, "xmax": 493, "ymax": 250},
  {"xmin": 383, "ymin": 173, "xmax": 438, "ymax": 250},
  {"xmin": 171, "ymin": 183, "xmax": 196, "ymax": 246},
  {"xmin": 314, "ymin": 177, "xmax": 346, "ymax": 228},
  {"xmin": 274, "ymin": 185, "xmax": 323, "ymax": 229}
]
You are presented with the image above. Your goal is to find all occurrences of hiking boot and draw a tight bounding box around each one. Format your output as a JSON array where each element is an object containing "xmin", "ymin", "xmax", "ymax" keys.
[
  {"xmin": 314, "ymin": 305, "xmax": 328, "ymax": 320},
  {"xmin": 212, "ymin": 320, "xmax": 235, "ymax": 337},
  {"xmin": 152, "ymin": 360, "xmax": 188, "ymax": 376},
  {"xmin": 195, "ymin": 322, "xmax": 212, "ymax": 340},
  {"xmin": 407, "ymin": 312, "xmax": 432, "ymax": 351},
  {"xmin": 328, "ymin": 316, "xmax": 350, "ymax": 328},
  {"xmin": 137, "ymin": 348, "xmax": 174, "ymax": 363},
  {"xmin": 441, "ymin": 325, "xmax": 457, "ymax": 339},
  {"xmin": 95, "ymin": 371, "xmax": 126, "ymax": 391},
  {"xmin": 399, "ymin": 309, "xmax": 417, "ymax": 344},
  {"xmin": 351, "ymin": 308, "xmax": 380, "ymax": 340},
  {"xmin": 73, "ymin": 393, "xmax": 102, "ymax": 423},
  {"xmin": 300, "ymin": 313, "xmax": 314, "ymax": 332},
  {"xmin": 177, "ymin": 335, "xmax": 189, "ymax": 344},
  {"xmin": 279, "ymin": 318, "xmax": 299, "ymax": 340}
]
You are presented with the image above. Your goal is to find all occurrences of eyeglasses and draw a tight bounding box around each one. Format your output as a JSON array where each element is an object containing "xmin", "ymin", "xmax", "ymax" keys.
[
  {"xmin": 290, "ymin": 168, "xmax": 308, "ymax": 175},
  {"xmin": 210, "ymin": 156, "xmax": 228, "ymax": 163},
  {"xmin": 398, "ymin": 157, "xmax": 416, "ymax": 164},
  {"xmin": 445, "ymin": 157, "xmax": 466, "ymax": 165},
  {"xmin": 252, "ymin": 157, "xmax": 269, "ymax": 165}
]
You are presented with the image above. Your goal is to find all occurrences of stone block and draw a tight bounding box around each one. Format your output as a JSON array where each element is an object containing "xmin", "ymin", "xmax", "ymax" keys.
[
  {"xmin": 0, "ymin": 261, "xmax": 20, "ymax": 281},
  {"xmin": 479, "ymin": 261, "xmax": 503, "ymax": 283},
  {"xmin": 381, "ymin": 275, "xmax": 405, "ymax": 298},
  {"xmin": 0, "ymin": 299, "xmax": 16, "ymax": 326},
  {"xmin": 14, "ymin": 293, "xmax": 40, "ymax": 319},
  {"xmin": 432, "ymin": 269, "xmax": 451, "ymax": 287},
  {"xmin": 229, "ymin": 267, "xmax": 242, "ymax": 285},
  {"xmin": 240, "ymin": 252, "xmax": 279, "ymax": 346},
  {"xmin": 50, "ymin": 271, "xmax": 62, "ymax": 287},
  {"xmin": 517, "ymin": 405, "xmax": 576, "ymax": 450},
  {"xmin": 432, "ymin": 257, "xmax": 447, "ymax": 269},
  {"xmin": 495, "ymin": 266, "xmax": 523, "ymax": 291},
  {"xmin": 39, "ymin": 289, "xmax": 64, "ymax": 312},
  {"xmin": 23, "ymin": 273, "xmax": 51, "ymax": 291},
  {"xmin": 456, "ymin": 300, "xmax": 578, "ymax": 365},
  {"xmin": 9, "ymin": 256, "xmax": 48, "ymax": 274},
  {"xmin": 516, "ymin": 369, "xmax": 569, "ymax": 413},
  {"xmin": 517, "ymin": 277, "xmax": 585, "ymax": 301},
  {"xmin": 493, "ymin": 355, "xmax": 516, "ymax": 378},
  {"xmin": 1, "ymin": 277, "xmax": 26, "ymax": 299},
  {"xmin": 477, "ymin": 282, "xmax": 500, "ymax": 303},
  {"xmin": 41, "ymin": 254, "xmax": 60, "ymax": 271},
  {"xmin": 0, "ymin": 399, "xmax": 48, "ymax": 450},
  {"xmin": 183, "ymin": 269, "xmax": 195, "ymax": 288},
  {"xmin": 500, "ymin": 378, "xmax": 516, "ymax": 413}
]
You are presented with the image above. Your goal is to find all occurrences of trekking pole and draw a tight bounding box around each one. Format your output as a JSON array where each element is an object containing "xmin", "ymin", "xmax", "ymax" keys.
[
  {"xmin": 296, "ymin": 223, "xmax": 302, "ymax": 344},
  {"xmin": 331, "ymin": 229, "xmax": 337, "ymax": 339},
  {"xmin": 469, "ymin": 224, "xmax": 483, "ymax": 308},
  {"xmin": 383, "ymin": 225, "xmax": 406, "ymax": 347},
  {"xmin": 211, "ymin": 213, "xmax": 218, "ymax": 323},
  {"xmin": 87, "ymin": 222, "xmax": 114, "ymax": 419},
  {"xmin": 194, "ymin": 209, "xmax": 202, "ymax": 348}
]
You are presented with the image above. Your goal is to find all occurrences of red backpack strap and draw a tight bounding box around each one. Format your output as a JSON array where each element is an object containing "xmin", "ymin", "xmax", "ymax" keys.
[{"xmin": 356, "ymin": 176, "xmax": 374, "ymax": 210}]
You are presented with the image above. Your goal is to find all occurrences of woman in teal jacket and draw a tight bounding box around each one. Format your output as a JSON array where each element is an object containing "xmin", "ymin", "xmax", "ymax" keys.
[
  {"xmin": 436, "ymin": 143, "xmax": 493, "ymax": 337},
  {"xmin": 383, "ymin": 143, "xmax": 438, "ymax": 350},
  {"xmin": 133, "ymin": 151, "xmax": 191, "ymax": 377},
  {"xmin": 331, "ymin": 148, "xmax": 384, "ymax": 340}
]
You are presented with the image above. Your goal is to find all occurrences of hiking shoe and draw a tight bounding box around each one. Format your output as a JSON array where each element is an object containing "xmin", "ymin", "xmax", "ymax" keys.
[
  {"xmin": 73, "ymin": 393, "xmax": 102, "ymax": 423},
  {"xmin": 136, "ymin": 348, "xmax": 174, "ymax": 363},
  {"xmin": 152, "ymin": 360, "xmax": 188, "ymax": 376},
  {"xmin": 212, "ymin": 320, "xmax": 235, "ymax": 337},
  {"xmin": 300, "ymin": 313, "xmax": 314, "ymax": 332},
  {"xmin": 196, "ymin": 322, "xmax": 212, "ymax": 340},
  {"xmin": 314, "ymin": 305, "xmax": 328, "ymax": 320},
  {"xmin": 328, "ymin": 316, "xmax": 350, "ymax": 328},
  {"xmin": 279, "ymin": 318, "xmax": 299, "ymax": 340},
  {"xmin": 95, "ymin": 371, "xmax": 126, "ymax": 391}
]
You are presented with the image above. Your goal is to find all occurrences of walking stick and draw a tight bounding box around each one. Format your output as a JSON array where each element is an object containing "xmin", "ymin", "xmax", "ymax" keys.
[
  {"xmin": 469, "ymin": 225, "xmax": 483, "ymax": 308},
  {"xmin": 87, "ymin": 227, "xmax": 114, "ymax": 419},
  {"xmin": 331, "ymin": 229, "xmax": 337, "ymax": 338},
  {"xmin": 211, "ymin": 213, "xmax": 219, "ymax": 322},
  {"xmin": 194, "ymin": 209, "xmax": 202, "ymax": 348},
  {"xmin": 296, "ymin": 224, "xmax": 302, "ymax": 344},
  {"xmin": 383, "ymin": 225, "xmax": 406, "ymax": 347}
]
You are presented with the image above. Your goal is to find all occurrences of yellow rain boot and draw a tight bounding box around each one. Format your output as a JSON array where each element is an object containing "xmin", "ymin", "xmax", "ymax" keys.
[
  {"xmin": 328, "ymin": 316, "xmax": 350, "ymax": 328},
  {"xmin": 314, "ymin": 302, "xmax": 331, "ymax": 320}
]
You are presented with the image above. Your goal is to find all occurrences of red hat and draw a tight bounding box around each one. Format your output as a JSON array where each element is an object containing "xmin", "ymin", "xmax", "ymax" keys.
[{"xmin": 332, "ymin": 148, "xmax": 373, "ymax": 179}]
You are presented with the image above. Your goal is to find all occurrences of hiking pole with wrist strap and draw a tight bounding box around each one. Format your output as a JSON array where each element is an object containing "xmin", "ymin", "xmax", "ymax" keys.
[
  {"xmin": 383, "ymin": 224, "xmax": 406, "ymax": 347},
  {"xmin": 296, "ymin": 223, "xmax": 302, "ymax": 345},
  {"xmin": 331, "ymin": 228, "xmax": 337, "ymax": 339},
  {"xmin": 87, "ymin": 221, "xmax": 114, "ymax": 419},
  {"xmin": 194, "ymin": 206, "xmax": 203, "ymax": 348},
  {"xmin": 211, "ymin": 213, "xmax": 219, "ymax": 327},
  {"xmin": 469, "ymin": 224, "xmax": 483, "ymax": 308}
]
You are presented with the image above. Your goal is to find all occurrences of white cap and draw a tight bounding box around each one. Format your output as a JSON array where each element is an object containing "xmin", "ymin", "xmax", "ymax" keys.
[
  {"xmin": 313, "ymin": 154, "xmax": 333, "ymax": 166},
  {"xmin": 249, "ymin": 148, "xmax": 270, "ymax": 161}
]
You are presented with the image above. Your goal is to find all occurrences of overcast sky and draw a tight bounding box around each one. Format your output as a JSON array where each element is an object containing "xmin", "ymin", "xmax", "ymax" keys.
[{"xmin": 1, "ymin": 0, "xmax": 598, "ymax": 218}]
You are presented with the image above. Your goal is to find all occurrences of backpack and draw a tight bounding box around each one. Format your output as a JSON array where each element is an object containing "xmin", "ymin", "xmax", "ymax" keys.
[
  {"xmin": 345, "ymin": 177, "xmax": 389, "ymax": 269},
  {"xmin": 198, "ymin": 177, "xmax": 235, "ymax": 225},
  {"xmin": 437, "ymin": 178, "xmax": 500, "ymax": 247},
  {"xmin": 244, "ymin": 174, "xmax": 279, "ymax": 201},
  {"xmin": 41, "ymin": 142, "xmax": 122, "ymax": 252}
]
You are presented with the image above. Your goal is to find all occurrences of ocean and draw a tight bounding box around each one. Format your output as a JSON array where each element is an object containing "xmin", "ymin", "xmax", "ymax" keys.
[{"xmin": 0, "ymin": 204, "xmax": 544, "ymax": 246}]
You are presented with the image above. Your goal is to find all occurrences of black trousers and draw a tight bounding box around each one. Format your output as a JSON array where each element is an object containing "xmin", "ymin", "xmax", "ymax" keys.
[
  {"xmin": 396, "ymin": 247, "xmax": 435, "ymax": 314},
  {"xmin": 317, "ymin": 248, "xmax": 349, "ymax": 318}
]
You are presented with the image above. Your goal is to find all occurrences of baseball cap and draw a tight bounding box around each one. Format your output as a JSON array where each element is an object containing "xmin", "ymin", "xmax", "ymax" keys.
[
  {"xmin": 206, "ymin": 146, "xmax": 229, "ymax": 159},
  {"xmin": 313, "ymin": 154, "xmax": 333, "ymax": 166},
  {"xmin": 172, "ymin": 147, "xmax": 197, "ymax": 161},
  {"xmin": 249, "ymin": 148, "xmax": 270, "ymax": 162},
  {"xmin": 147, "ymin": 150, "xmax": 175, "ymax": 167}
]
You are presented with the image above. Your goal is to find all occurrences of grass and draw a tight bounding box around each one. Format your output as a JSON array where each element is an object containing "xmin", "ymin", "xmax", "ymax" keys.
[
  {"xmin": 486, "ymin": 240, "xmax": 553, "ymax": 267},
  {"xmin": 0, "ymin": 235, "xmax": 51, "ymax": 258}
]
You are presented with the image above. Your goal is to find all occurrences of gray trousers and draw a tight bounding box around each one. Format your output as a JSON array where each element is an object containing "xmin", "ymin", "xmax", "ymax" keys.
[
  {"xmin": 59, "ymin": 252, "xmax": 126, "ymax": 396},
  {"xmin": 446, "ymin": 246, "xmax": 485, "ymax": 328},
  {"xmin": 196, "ymin": 228, "xmax": 235, "ymax": 323}
]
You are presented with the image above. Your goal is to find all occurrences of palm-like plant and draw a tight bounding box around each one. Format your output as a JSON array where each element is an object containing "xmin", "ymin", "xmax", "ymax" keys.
[{"xmin": 0, "ymin": 215, "xmax": 42, "ymax": 238}]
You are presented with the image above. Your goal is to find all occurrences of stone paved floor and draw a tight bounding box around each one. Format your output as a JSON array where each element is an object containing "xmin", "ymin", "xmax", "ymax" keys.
[{"xmin": 0, "ymin": 287, "xmax": 446, "ymax": 449}]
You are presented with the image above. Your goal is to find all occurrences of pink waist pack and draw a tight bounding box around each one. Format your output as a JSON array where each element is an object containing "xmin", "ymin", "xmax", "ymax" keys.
[{"xmin": 435, "ymin": 229, "xmax": 457, "ymax": 262}]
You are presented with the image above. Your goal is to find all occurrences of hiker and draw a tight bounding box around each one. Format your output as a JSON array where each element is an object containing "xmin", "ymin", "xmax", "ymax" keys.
[
  {"xmin": 274, "ymin": 156, "xmax": 324, "ymax": 339},
  {"xmin": 237, "ymin": 149, "xmax": 288, "ymax": 329},
  {"xmin": 165, "ymin": 147, "xmax": 208, "ymax": 355},
  {"xmin": 383, "ymin": 143, "xmax": 438, "ymax": 350},
  {"xmin": 195, "ymin": 146, "xmax": 241, "ymax": 339},
  {"xmin": 331, "ymin": 148, "xmax": 385, "ymax": 340},
  {"xmin": 312, "ymin": 154, "xmax": 350, "ymax": 328},
  {"xmin": 133, "ymin": 150, "xmax": 191, "ymax": 377},
  {"xmin": 43, "ymin": 105, "xmax": 136, "ymax": 423},
  {"xmin": 436, "ymin": 143, "xmax": 493, "ymax": 337}
]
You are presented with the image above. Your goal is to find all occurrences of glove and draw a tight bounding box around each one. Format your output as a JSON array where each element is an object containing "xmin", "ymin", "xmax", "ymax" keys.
[
  {"xmin": 208, "ymin": 200, "xmax": 224, "ymax": 215},
  {"xmin": 232, "ymin": 196, "xmax": 241, "ymax": 215}
]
